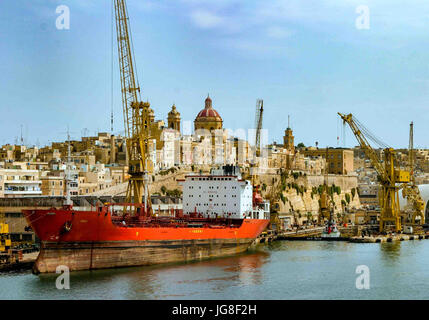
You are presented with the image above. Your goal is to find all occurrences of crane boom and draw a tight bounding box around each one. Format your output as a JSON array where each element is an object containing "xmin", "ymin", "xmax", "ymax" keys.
[
  {"xmin": 337, "ymin": 113, "xmax": 387, "ymax": 181},
  {"xmin": 114, "ymin": 0, "xmax": 152, "ymax": 211},
  {"xmin": 254, "ymin": 99, "xmax": 264, "ymax": 158}
]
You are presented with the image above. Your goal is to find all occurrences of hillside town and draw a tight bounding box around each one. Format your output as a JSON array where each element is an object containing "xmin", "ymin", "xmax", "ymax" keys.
[{"xmin": 1, "ymin": 95, "xmax": 429, "ymax": 246}]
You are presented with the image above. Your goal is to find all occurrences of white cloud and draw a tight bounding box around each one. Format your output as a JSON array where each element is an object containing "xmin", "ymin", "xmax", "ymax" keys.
[
  {"xmin": 190, "ymin": 9, "xmax": 225, "ymax": 29},
  {"xmin": 267, "ymin": 27, "xmax": 294, "ymax": 39}
]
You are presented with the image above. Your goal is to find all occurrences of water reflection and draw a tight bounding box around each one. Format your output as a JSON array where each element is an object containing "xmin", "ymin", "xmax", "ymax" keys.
[
  {"xmin": 380, "ymin": 242, "xmax": 401, "ymax": 263},
  {"xmin": 5, "ymin": 241, "xmax": 429, "ymax": 299},
  {"xmin": 26, "ymin": 249, "xmax": 270, "ymax": 299}
]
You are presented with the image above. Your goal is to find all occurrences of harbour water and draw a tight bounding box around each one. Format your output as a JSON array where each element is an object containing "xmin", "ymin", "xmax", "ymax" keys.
[{"xmin": 1, "ymin": 240, "xmax": 429, "ymax": 300}]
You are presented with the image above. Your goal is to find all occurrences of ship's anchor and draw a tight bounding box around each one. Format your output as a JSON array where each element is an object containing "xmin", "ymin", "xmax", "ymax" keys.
[{"xmin": 61, "ymin": 221, "xmax": 72, "ymax": 234}]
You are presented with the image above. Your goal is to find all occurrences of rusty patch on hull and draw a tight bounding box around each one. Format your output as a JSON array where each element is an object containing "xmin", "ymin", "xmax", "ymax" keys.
[{"xmin": 34, "ymin": 238, "xmax": 253, "ymax": 273}]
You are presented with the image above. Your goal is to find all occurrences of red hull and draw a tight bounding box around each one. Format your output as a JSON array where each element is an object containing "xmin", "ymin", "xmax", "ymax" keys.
[{"xmin": 23, "ymin": 206, "xmax": 269, "ymax": 273}]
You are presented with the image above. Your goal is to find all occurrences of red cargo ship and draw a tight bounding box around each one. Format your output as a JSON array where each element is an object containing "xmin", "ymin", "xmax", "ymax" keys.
[{"xmin": 23, "ymin": 167, "xmax": 269, "ymax": 273}]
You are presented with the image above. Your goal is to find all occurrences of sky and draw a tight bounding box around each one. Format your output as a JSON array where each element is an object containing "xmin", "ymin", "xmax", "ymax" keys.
[{"xmin": 0, "ymin": 0, "xmax": 428, "ymax": 149}]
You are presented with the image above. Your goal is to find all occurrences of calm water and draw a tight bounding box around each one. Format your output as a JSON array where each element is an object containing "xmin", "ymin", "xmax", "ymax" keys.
[{"xmin": 1, "ymin": 240, "xmax": 429, "ymax": 299}]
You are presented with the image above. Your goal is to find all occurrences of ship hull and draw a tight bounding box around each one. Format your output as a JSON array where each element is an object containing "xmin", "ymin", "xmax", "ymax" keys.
[
  {"xmin": 35, "ymin": 238, "xmax": 254, "ymax": 273},
  {"xmin": 23, "ymin": 207, "xmax": 268, "ymax": 273}
]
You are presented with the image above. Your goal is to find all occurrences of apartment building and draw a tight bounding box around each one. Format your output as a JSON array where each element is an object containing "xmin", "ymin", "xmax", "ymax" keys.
[
  {"xmin": 301, "ymin": 148, "xmax": 354, "ymax": 175},
  {"xmin": 0, "ymin": 162, "xmax": 41, "ymax": 197}
]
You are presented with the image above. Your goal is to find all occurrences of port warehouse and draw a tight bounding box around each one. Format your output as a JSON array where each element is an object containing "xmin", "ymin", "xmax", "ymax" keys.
[{"xmin": 0, "ymin": 195, "xmax": 182, "ymax": 243}]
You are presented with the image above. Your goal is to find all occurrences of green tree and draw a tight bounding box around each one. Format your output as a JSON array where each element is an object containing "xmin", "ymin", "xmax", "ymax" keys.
[
  {"xmin": 345, "ymin": 193, "xmax": 351, "ymax": 204},
  {"xmin": 351, "ymin": 188, "xmax": 356, "ymax": 199},
  {"xmin": 280, "ymin": 193, "xmax": 286, "ymax": 205},
  {"xmin": 335, "ymin": 186, "xmax": 341, "ymax": 195},
  {"xmin": 160, "ymin": 185, "xmax": 167, "ymax": 195}
]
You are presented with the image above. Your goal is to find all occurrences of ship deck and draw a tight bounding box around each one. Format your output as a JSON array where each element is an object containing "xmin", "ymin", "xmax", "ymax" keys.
[{"xmin": 111, "ymin": 214, "xmax": 244, "ymax": 229}]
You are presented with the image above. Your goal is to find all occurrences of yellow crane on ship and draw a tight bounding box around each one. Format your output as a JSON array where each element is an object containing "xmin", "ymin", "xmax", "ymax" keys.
[
  {"xmin": 114, "ymin": 0, "xmax": 153, "ymax": 213},
  {"xmin": 338, "ymin": 113, "xmax": 410, "ymax": 232},
  {"xmin": 401, "ymin": 121, "xmax": 425, "ymax": 224}
]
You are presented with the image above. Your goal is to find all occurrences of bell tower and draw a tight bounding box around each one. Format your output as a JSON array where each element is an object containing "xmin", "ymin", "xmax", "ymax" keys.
[
  {"xmin": 283, "ymin": 115, "xmax": 295, "ymax": 153},
  {"xmin": 167, "ymin": 104, "xmax": 181, "ymax": 132}
]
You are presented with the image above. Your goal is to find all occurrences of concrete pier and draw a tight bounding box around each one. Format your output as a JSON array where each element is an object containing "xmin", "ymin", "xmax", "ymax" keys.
[{"xmin": 0, "ymin": 251, "xmax": 38, "ymax": 272}]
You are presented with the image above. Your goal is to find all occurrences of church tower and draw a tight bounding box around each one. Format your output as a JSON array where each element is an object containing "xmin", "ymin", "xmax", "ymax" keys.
[
  {"xmin": 283, "ymin": 115, "xmax": 295, "ymax": 153},
  {"xmin": 167, "ymin": 104, "xmax": 181, "ymax": 132}
]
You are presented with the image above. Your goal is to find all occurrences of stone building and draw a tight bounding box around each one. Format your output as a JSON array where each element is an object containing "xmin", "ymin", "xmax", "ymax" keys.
[{"xmin": 301, "ymin": 148, "xmax": 354, "ymax": 175}]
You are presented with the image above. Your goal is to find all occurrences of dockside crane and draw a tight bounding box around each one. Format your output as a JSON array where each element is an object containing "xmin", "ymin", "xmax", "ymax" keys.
[
  {"xmin": 114, "ymin": 0, "xmax": 153, "ymax": 214},
  {"xmin": 251, "ymin": 99, "xmax": 264, "ymax": 187},
  {"xmin": 255, "ymin": 99, "xmax": 264, "ymax": 158},
  {"xmin": 401, "ymin": 122, "xmax": 425, "ymax": 224},
  {"xmin": 251, "ymin": 99, "xmax": 281, "ymax": 229},
  {"xmin": 338, "ymin": 113, "xmax": 410, "ymax": 232}
]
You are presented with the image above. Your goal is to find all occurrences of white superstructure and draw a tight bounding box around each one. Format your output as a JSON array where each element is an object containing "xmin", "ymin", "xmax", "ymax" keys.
[{"xmin": 179, "ymin": 165, "xmax": 269, "ymax": 220}]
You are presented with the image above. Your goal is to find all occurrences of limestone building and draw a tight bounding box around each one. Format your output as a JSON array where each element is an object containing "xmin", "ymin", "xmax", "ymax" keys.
[{"xmin": 301, "ymin": 148, "xmax": 354, "ymax": 175}]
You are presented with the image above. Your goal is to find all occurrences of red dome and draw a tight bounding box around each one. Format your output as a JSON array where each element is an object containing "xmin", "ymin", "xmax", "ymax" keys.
[
  {"xmin": 195, "ymin": 94, "xmax": 222, "ymax": 120},
  {"xmin": 196, "ymin": 108, "xmax": 221, "ymax": 118}
]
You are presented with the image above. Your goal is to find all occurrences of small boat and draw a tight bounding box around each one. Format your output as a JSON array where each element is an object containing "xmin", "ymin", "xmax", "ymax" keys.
[{"xmin": 321, "ymin": 219, "xmax": 341, "ymax": 238}]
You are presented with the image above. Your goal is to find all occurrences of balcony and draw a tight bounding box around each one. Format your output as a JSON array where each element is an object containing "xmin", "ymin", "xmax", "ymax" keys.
[
  {"xmin": 4, "ymin": 180, "xmax": 42, "ymax": 184},
  {"xmin": 4, "ymin": 190, "xmax": 42, "ymax": 195}
]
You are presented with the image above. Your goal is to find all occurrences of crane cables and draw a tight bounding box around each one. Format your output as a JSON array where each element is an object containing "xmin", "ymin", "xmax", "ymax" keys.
[
  {"xmin": 124, "ymin": 1, "xmax": 141, "ymax": 101},
  {"xmin": 352, "ymin": 116, "xmax": 390, "ymax": 149}
]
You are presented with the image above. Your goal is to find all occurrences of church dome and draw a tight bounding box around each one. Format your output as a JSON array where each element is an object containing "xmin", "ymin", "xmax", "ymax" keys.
[{"xmin": 195, "ymin": 95, "xmax": 222, "ymax": 121}]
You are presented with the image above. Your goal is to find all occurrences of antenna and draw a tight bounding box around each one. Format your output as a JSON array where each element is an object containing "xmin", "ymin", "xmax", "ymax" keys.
[
  {"xmin": 20, "ymin": 125, "xmax": 24, "ymax": 146},
  {"xmin": 111, "ymin": 109, "xmax": 114, "ymax": 133},
  {"xmin": 337, "ymin": 117, "xmax": 340, "ymax": 146},
  {"xmin": 111, "ymin": 0, "xmax": 114, "ymax": 135},
  {"xmin": 409, "ymin": 121, "xmax": 414, "ymax": 179}
]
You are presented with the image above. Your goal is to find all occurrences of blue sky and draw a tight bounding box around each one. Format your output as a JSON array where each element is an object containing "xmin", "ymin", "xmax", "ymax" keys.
[{"xmin": 0, "ymin": 0, "xmax": 428, "ymax": 148}]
